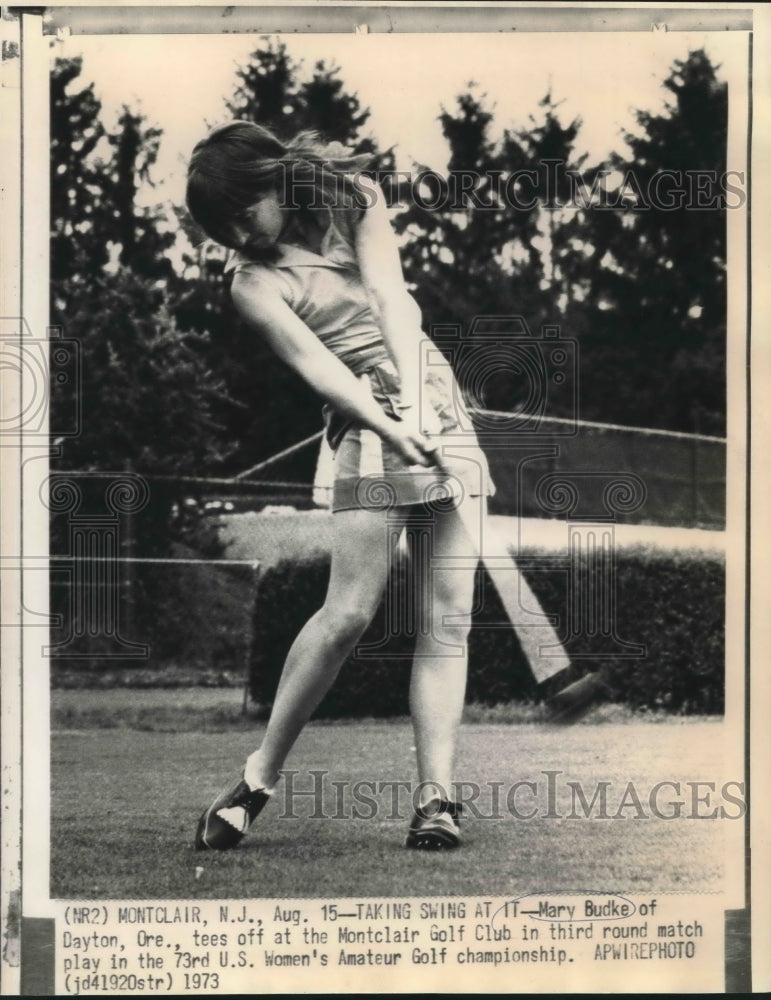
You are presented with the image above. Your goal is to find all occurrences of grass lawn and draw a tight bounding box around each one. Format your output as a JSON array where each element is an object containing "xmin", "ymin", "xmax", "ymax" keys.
[
  {"xmin": 51, "ymin": 714, "xmax": 729, "ymax": 900},
  {"xmin": 51, "ymin": 685, "xmax": 676, "ymax": 730}
]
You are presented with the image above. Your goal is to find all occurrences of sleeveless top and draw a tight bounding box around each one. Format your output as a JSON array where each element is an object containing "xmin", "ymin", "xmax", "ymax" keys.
[{"xmin": 223, "ymin": 212, "xmax": 391, "ymax": 377}]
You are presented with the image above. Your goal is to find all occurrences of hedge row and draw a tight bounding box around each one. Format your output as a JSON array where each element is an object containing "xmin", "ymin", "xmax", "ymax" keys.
[
  {"xmin": 50, "ymin": 557, "xmax": 258, "ymax": 677},
  {"xmin": 249, "ymin": 545, "xmax": 725, "ymax": 717}
]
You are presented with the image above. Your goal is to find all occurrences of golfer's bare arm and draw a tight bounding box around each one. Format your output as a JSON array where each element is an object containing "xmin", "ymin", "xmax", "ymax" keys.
[
  {"xmin": 353, "ymin": 178, "xmax": 430, "ymax": 409},
  {"xmin": 230, "ymin": 275, "xmax": 434, "ymax": 466}
]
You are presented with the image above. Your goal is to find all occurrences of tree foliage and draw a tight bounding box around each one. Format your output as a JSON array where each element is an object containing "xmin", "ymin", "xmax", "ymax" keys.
[
  {"xmin": 50, "ymin": 57, "xmax": 233, "ymax": 559},
  {"xmin": 51, "ymin": 56, "xmax": 110, "ymax": 283},
  {"xmin": 571, "ymin": 49, "xmax": 727, "ymax": 433},
  {"xmin": 395, "ymin": 51, "xmax": 727, "ymax": 434},
  {"xmin": 56, "ymin": 269, "xmax": 230, "ymax": 473},
  {"xmin": 226, "ymin": 38, "xmax": 380, "ymax": 157},
  {"xmin": 51, "ymin": 58, "xmax": 175, "ymax": 292},
  {"xmin": 394, "ymin": 89, "xmax": 544, "ymax": 328},
  {"xmin": 394, "ymin": 89, "xmax": 594, "ymax": 419}
]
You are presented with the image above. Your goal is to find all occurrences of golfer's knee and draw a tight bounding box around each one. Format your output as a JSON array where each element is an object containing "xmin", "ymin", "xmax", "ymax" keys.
[
  {"xmin": 430, "ymin": 589, "xmax": 473, "ymax": 644},
  {"xmin": 318, "ymin": 601, "xmax": 375, "ymax": 650}
]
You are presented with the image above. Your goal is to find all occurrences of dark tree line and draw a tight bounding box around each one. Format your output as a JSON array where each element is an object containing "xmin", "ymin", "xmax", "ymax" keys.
[
  {"xmin": 395, "ymin": 53, "xmax": 727, "ymax": 434},
  {"xmin": 50, "ymin": 57, "xmax": 234, "ymax": 557},
  {"xmin": 51, "ymin": 42, "xmax": 729, "ymax": 528},
  {"xmin": 50, "ymin": 57, "xmax": 230, "ymax": 480}
]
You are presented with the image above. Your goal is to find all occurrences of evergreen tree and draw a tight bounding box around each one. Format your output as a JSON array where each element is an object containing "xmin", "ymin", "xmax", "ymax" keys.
[
  {"xmin": 502, "ymin": 91, "xmax": 589, "ymax": 312},
  {"xmin": 393, "ymin": 88, "xmax": 584, "ymax": 418},
  {"xmin": 50, "ymin": 57, "xmax": 232, "ymax": 494},
  {"xmin": 51, "ymin": 58, "xmax": 176, "ymax": 299},
  {"xmin": 50, "ymin": 56, "xmax": 110, "ymax": 284},
  {"xmin": 576, "ymin": 49, "xmax": 727, "ymax": 433},
  {"xmin": 226, "ymin": 38, "xmax": 375, "ymax": 154},
  {"xmin": 101, "ymin": 107, "xmax": 175, "ymax": 282},
  {"xmin": 394, "ymin": 58, "xmax": 727, "ymax": 434},
  {"xmin": 394, "ymin": 90, "xmax": 528, "ymax": 325}
]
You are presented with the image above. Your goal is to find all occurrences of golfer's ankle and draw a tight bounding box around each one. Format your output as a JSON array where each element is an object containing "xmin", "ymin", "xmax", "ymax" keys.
[
  {"xmin": 417, "ymin": 782, "xmax": 447, "ymax": 812},
  {"xmin": 244, "ymin": 750, "xmax": 278, "ymax": 792}
]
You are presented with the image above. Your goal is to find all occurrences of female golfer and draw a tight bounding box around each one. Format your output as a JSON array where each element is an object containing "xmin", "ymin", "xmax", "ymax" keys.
[{"xmin": 186, "ymin": 122, "xmax": 494, "ymax": 851}]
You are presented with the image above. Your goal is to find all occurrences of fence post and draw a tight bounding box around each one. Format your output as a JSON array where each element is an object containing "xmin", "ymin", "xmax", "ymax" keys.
[
  {"xmin": 124, "ymin": 460, "xmax": 136, "ymax": 640},
  {"xmin": 242, "ymin": 561, "xmax": 261, "ymax": 714}
]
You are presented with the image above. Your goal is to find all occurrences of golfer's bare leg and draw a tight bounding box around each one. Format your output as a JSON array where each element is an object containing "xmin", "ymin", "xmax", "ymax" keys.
[
  {"xmin": 409, "ymin": 495, "xmax": 483, "ymax": 805},
  {"xmin": 247, "ymin": 506, "xmax": 407, "ymax": 789}
]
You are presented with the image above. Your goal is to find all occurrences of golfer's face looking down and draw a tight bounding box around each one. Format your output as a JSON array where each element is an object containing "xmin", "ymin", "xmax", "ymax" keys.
[{"xmin": 229, "ymin": 191, "xmax": 287, "ymax": 254}]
